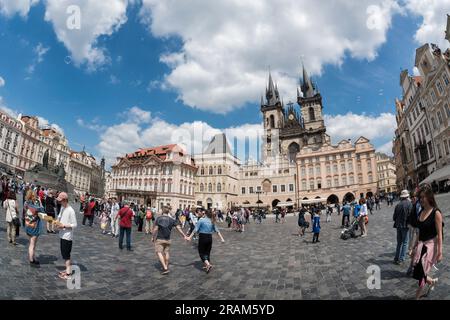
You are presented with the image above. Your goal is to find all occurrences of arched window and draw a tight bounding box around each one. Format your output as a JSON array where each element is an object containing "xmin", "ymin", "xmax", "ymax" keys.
[
  {"xmin": 200, "ymin": 167, "xmax": 205, "ymax": 175},
  {"xmin": 208, "ymin": 183, "xmax": 212, "ymax": 192},
  {"xmin": 270, "ymin": 115, "xmax": 275, "ymax": 128},
  {"xmin": 209, "ymin": 167, "xmax": 213, "ymax": 175},
  {"xmin": 200, "ymin": 183, "xmax": 204, "ymax": 192},
  {"xmin": 309, "ymin": 107, "xmax": 315, "ymax": 121},
  {"xmin": 217, "ymin": 183, "xmax": 222, "ymax": 192},
  {"xmin": 218, "ymin": 166, "xmax": 222, "ymax": 174}
]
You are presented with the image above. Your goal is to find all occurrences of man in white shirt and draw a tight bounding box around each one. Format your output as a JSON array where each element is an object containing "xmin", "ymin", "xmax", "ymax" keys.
[
  {"xmin": 56, "ymin": 192, "xmax": 77, "ymax": 280},
  {"xmin": 110, "ymin": 198, "xmax": 120, "ymax": 238}
]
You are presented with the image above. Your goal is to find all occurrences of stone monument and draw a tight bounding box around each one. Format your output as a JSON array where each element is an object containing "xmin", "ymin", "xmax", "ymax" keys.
[{"xmin": 24, "ymin": 150, "xmax": 74, "ymax": 195}]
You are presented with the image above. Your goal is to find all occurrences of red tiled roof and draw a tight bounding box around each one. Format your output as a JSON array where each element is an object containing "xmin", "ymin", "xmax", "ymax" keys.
[
  {"xmin": 413, "ymin": 76, "xmax": 423, "ymax": 86},
  {"xmin": 126, "ymin": 144, "xmax": 181, "ymax": 160}
]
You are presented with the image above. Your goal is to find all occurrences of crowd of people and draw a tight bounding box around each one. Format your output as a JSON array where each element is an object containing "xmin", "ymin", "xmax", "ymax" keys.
[{"xmin": 0, "ymin": 175, "xmax": 445, "ymax": 298}]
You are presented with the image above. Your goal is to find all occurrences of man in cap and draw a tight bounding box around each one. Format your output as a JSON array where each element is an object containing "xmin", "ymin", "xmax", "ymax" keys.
[
  {"xmin": 55, "ymin": 192, "xmax": 77, "ymax": 280},
  {"xmin": 393, "ymin": 190, "xmax": 412, "ymax": 265}
]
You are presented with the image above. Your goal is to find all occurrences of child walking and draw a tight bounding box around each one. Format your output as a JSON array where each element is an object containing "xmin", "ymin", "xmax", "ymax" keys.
[
  {"xmin": 100, "ymin": 211, "xmax": 109, "ymax": 234},
  {"xmin": 312, "ymin": 211, "xmax": 321, "ymax": 243}
]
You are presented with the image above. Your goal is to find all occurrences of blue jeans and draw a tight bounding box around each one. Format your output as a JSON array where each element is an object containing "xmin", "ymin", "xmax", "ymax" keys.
[
  {"xmin": 395, "ymin": 227, "xmax": 409, "ymax": 262},
  {"xmin": 119, "ymin": 227, "xmax": 131, "ymax": 249}
]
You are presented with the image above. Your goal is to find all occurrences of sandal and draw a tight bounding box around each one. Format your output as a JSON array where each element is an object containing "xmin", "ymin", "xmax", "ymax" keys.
[
  {"xmin": 205, "ymin": 264, "xmax": 213, "ymax": 274},
  {"xmin": 58, "ymin": 273, "xmax": 71, "ymax": 280},
  {"xmin": 161, "ymin": 269, "xmax": 170, "ymax": 275}
]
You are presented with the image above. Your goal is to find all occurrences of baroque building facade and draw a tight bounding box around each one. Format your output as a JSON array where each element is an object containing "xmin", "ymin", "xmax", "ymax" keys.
[
  {"xmin": 376, "ymin": 152, "xmax": 397, "ymax": 194},
  {"xmin": 110, "ymin": 144, "xmax": 197, "ymax": 210}
]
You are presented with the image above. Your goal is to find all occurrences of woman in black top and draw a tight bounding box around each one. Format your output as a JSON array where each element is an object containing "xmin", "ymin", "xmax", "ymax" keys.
[
  {"xmin": 411, "ymin": 186, "xmax": 443, "ymax": 299},
  {"xmin": 45, "ymin": 190, "xmax": 56, "ymax": 233}
]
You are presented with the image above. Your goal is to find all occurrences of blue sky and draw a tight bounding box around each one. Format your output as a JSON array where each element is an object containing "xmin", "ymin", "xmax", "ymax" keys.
[{"xmin": 0, "ymin": 0, "xmax": 449, "ymax": 166}]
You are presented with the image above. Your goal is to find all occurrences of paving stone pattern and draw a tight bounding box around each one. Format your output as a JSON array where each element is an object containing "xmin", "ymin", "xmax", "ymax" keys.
[{"xmin": 0, "ymin": 194, "xmax": 449, "ymax": 300}]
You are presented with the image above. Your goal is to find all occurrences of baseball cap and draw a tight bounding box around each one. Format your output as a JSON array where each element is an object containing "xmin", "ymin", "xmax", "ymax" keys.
[{"xmin": 56, "ymin": 192, "xmax": 68, "ymax": 202}]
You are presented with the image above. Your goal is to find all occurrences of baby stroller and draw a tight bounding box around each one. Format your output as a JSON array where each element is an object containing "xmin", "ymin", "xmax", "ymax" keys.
[{"xmin": 340, "ymin": 220, "xmax": 358, "ymax": 240}]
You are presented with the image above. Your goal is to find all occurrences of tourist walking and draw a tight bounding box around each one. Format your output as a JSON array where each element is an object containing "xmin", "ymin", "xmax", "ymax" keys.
[
  {"xmin": 55, "ymin": 192, "xmax": 77, "ymax": 280},
  {"xmin": 298, "ymin": 207, "xmax": 308, "ymax": 237},
  {"xmin": 412, "ymin": 186, "xmax": 444, "ymax": 299},
  {"xmin": 24, "ymin": 190, "xmax": 44, "ymax": 267},
  {"xmin": 115, "ymin": 202, "xmax": 135, "ymax": 251},
  {"xmin": 358, "ymin": 198, "xmax": 368, "ymax": 237},
  {"xmin": 45, "ymin": 190, "xmax": 57, "ymax": 233},
  {"xmin": 187, "ymin": 210, "xmax": 225, "ymax": 273},
  {"xmin": 110, "ymin": 198, "xmax": 120, "ymax": 237},
  {"xmin": 325, "ymin": 205, "xmax": 332, "ymax": 223},
  {"xmin": 407, "ymin": 189, "xmax": 422, "ymax": 276},
  {"xmin": 3, "ymin": 191, "xmax": 19, "ymax": 245},
  {"xmin": 375, "ymin": 195, "xmax": 380, "ymax": 210},
  {"xmin": 152, "ymin": 206, "xmax": 187, "ymax": 275},
  {"xmin": 82, "ymin": 198, "xmax": 95, "ymax": 227},
  {"xmin": 341, "ymin": 202, "xmax": 351, "ymax": 228},
  {"xmin": 144, "ymin": 207, "xmax": 154, "ymax": 234},
  {"xmin": 393, "ymin": 190, "xmax": 412, "ymax": 265},
  {"xmin": 274, "ymin": 208, "xmax": 280, "ymax": 223},
  {"xmin": 312, "ymin": 210, "xmax": 321, "ymax": 243}
]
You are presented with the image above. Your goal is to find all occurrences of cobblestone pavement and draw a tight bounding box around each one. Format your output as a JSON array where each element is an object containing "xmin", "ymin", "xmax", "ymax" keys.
[{"xmin": 0, "ymin": 194, "xmax": 449, "ymax": 300}]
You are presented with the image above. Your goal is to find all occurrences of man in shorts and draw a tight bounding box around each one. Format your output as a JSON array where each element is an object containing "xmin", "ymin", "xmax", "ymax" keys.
[
  {"xmin": 152, "ymin": 206, "xmax": 187, "ymax": 275},
  {"xmin": 55, "ymin": 192, "xmax": 77, "ymax": 280}
]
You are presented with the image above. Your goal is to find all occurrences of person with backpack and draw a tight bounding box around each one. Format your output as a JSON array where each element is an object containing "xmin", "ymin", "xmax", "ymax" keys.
[{"xmin": 145, "ymin": 207, "xmax": 154, "ymax": 235}]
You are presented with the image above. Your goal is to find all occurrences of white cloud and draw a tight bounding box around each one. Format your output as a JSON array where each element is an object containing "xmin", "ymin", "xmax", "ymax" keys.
[
  {"xmin": 95, "ymin": 106, "xmax": 263, "ymax": 167},
  {"xmin": 0, "ymin": 0, "xmax": 38, "ymax": 17},
  {"xmin": 376, "ymin": 140, "xmax": 394, "ymax": 156},
  {"xmin": 324, "ymin": 112, "xmax": 396, "ymax": 143},
  {"xmin": 37, "ymin": 116, "xmax": 64, "ymax": 135},
  {"xmin": 0, "ymin": 97, "xmax": 19, "ymax": 118},
  {"xmin": 0, "ymin": 76, "xmax": 5, "ymax": 87},
  {"xmin": 27, "ymin": 43, "xmax": 50, "ymax": 75},
  {"xmin": 44, "ymin": 0, "xmax": 130, "ymax": 71},
  {"xmin": 406, "ymin": 0, "xmax": 450, "ymax": 49},
  {"xmin": 140, "ymin": 0, "xmax": 401, "ymax": 113}
]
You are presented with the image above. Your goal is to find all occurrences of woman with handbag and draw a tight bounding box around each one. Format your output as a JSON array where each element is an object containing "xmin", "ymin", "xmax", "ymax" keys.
[
  {"xmin": 24, "ymin": 189, "xmax": 44, "ymax": 267},
  {"xmin": 3, "ymin": 190, "xmax": 19, "ymax": 245}
]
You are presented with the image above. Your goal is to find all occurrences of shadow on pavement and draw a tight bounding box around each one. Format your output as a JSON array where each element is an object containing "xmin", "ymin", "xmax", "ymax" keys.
[{"xmin": 37, "ymin": 254, "xmax": 58, "ymax": 265}]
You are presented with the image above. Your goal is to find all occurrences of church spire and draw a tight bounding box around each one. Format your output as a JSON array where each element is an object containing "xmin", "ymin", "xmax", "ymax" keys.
[
  {"xmin": 301, "ymin": 63, "xmax": 315, "ymax": 98},
  {"xmin": 265, "ymin": 71, "xmax": 280, "ymax": 106}
]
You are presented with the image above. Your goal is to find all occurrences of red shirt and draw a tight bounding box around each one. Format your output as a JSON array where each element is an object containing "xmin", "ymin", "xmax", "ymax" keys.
[
  {"xmin": 84, "ymin": 201, "xmax": 95, "ymax": 216},
  {"xmin": 118, "ymin": 206, "xmax": 134, "ymax": 228},
  {"xmin": 38, "ymin": 190, "xmax": 45, "ymax": 201}
]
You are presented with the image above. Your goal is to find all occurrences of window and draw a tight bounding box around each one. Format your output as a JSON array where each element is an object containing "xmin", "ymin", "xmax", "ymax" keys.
[
  {"xmin": 249, "ymin": 187, "xmax": 254, "ymax": 194},
  {"xmin": 347, "ymin": 161, "xmax": 353, "ymax": 171},
  {"xmin": 342, "ymin": 176, "xmax": 347, "ymax": 185},
  {"xmin": 357, "ymin": 162, "xmax": 362, "ymax": 171},
  {"xmin": 437, "ymin": 81, "xmax": 444, "ymax": 95},
  {"xmin": 309, "ymin": 107, "xmax": 315, "ymax": 121},
  {"xmin": 208, "ymin": 183, "xmax": 212, "ymax": 192},
  {"xmin": 217, "ymin": 184, "xmax": 222, "ymax": 192},
  {"xmin": 341, "ymin": 163, "xmax": 345, "ymax": 171},
  {"xmin": 326, "ymin": 179, "xmax": 331, "ymax": 188},
  {"xmin": 281, "ymin": 185, "xmax": 286, "ymax": 192},
  {"xmin": 241, "ymin": 187, "xmax": 246, "ymax": 194},
  {"xmin": 317, "ymin": 181, "xmax": 322, "ymax": 189},
  {"xmin": 326, "ymin": 165, "xmax": 331, "ymax": 174},
  {"xmin": 445, "ymin": 104, "xmax": 450, "ymax": 118},
  {"xmin": 358, "ymin": 175, "xmax": 363, "ymax": 184},
  {"xmin": 334, "ymin": 178, "xmax": 339, "ymax": 187},
  {"xmin": 424, "ymin": 122, "xmax": 429, "ymax": 135},
  {"xmin": 309, "ymin": 167, "xmax": 313, "ymax": 175},
  {"xmin": 430, "ymin": 91, "xmax": 437, "ymax": 103},
  {"xmin": 301, "ymin": 167, "xmax": 306, "ymax": 175},
  {"xmin": 309, "ymin": 180, "xmax": 314, "ymax": 190},
  {"xmin": 444, "ymin": 140, "xmax": 449, "ymax": 155},
  {"xmin": 218, "ymin": 166, "xmax": 222, "ymax": 174},
  {"xmin": 431, "ymin": 117, "xmax": 437, "ymax": 130},
  {"xmin": 289, "ymin": 184, "xmax": 294, "ymax": 192},
  {"xmin": 316, "ymin": 166, "xmax": 321, "ymax": 175},
  {"xmin": 443, "ymin": 73, "xmax": 450, "ymax": 86},
  {"xmin": 333, "ymin": 164, "xmax": 338, "ymax": 172},
  {"xmin": 437, "ymin": 144, "xmax": 442, "ymax": 158},
  {"xmin": 437, "ymin": 111, "xmax": 443, "ymax": 126},
  {"xmin": 209, "ymin": 167, "xmax": 213, "ymax": 175},
  {"xmin": 273, "ymin": 185, "xmax": 278, "ymax": 193},
  {"xmin": 368, "ymin": 174, "xmax": 373, "ymax": 183},
  {"xmin": 302, "ymin": 181, "xmax": 307, "ymax": 190},
  {"xmin": 349, "ymin": 175, "xmax": 354, "ymax": 185}
]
